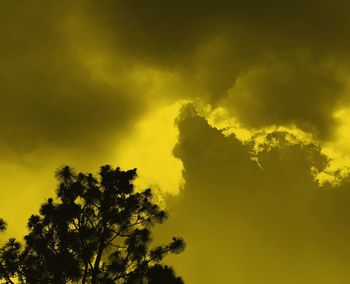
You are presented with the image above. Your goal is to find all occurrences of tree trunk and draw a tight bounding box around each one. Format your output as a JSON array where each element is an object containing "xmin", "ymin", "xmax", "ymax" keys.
[
  {"xmin": 82, "ymin": 262, "xmax": 88, "ymax": 284},
  {"xmin": 91, "ymin": 230, "xmax": 106, "ymax": 284}
]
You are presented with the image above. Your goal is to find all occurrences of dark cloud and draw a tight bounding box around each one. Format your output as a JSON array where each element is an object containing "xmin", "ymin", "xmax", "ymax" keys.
[
  {"xmin": 2, "ymin": 0, "xmax": 350, "ymax": 155},
  {"xmin": 80, "ymin": 0, "xmax": 350, "ymax": 138},
  {"xmin": 0, "ymin": 1, "xmax": 144, "ymax": 156},
  {"xmin": 86, "ymin": 0, "xmax": 350, "ymax": 62},
  {"xmin": 160, "ymin": 109, "xmax": 350, "ymax": 283},
  {"xmin": 222, "ymin": 56, "xmax": 344, "ymax": 138}
]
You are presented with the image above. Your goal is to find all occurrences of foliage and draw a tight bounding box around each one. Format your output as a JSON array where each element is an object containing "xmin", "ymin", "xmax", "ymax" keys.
[{"xmin": 0, "ymin": 165, "xmax": 185, "ymax": 284}]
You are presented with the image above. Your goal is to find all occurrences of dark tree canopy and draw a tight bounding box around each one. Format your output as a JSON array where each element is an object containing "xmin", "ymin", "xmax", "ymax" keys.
[
  {"xmin": 0, "ymin": 165, "xmax": 185, "ymax": 284},
  {"xmin": 147, "ymin": 265, "xmax": 184, "ymax": 284}
]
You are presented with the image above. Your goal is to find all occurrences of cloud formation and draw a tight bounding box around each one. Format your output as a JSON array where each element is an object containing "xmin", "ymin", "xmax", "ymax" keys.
[
  {"xmin": 2, "ymin": 0, "xmax": 350, "ymax": 156},
  {"xmin": 162, "ymin": 110, "xmax": 350, "ymax": 283},
  {"xmin": 80, "ymin": 0, "xmax": 350, "ymax": 137}
]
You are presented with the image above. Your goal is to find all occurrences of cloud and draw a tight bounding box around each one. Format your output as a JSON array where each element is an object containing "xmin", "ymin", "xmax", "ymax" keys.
[
  {"xmin": 75, "ymin": 0, "xmax": 350, "ymax": 140},
  {"xmin": 0, "ymin": 1, "xmax": 146, "ymax": 157},
  {"xmin": 220, "ymin": 55, "xmax": 344, "ymax": 138},
  {"xmin": 160, "ymin": 110, "xmax": 350, "ymax": 283},
  {"xmin": 3, "ymin": 0, "xmax": 350, "ymax": 155}
]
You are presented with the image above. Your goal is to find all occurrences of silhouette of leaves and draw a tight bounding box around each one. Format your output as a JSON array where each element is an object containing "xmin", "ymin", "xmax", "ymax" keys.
[{"xmin": 0, "ymin": 165, "xmax": 185, "ymax": 283}]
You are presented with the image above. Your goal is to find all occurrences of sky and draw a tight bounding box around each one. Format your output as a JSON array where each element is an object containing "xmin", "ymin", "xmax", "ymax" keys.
[{"xmin": 2, "ymin": 1, "xmax": 350, "ymax": 283}]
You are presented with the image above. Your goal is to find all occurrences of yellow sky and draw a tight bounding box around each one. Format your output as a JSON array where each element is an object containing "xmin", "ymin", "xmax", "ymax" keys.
[{"xmin": 2, "ymin": 1, "xmax": 350, "ymax": 283}]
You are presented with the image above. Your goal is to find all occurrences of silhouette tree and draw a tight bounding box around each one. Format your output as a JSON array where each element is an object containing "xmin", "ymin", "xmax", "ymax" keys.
[
  {"xmin": 147, "ymin": 264, "xmax": 184, "ymax": 284},
  {"xmin": 0, "ymin": 219, "xmax": 21, "ymax": 284},
  {"xmin": 0, "ymin": 165, "xmax": 185, "ymax": 283}
]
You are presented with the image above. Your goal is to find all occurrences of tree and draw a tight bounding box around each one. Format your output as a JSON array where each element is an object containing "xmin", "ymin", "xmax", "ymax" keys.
[
  {"xmin": 0, "ymin": 165, "xmax": 185, "ymax": 283},
  {"xmin": 0, "ymin": 219, "xmax": 21, "ymax": 284},
  {"xmin": 147, "ymin": 264, "xmax": 184, "ymax": 284}
]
